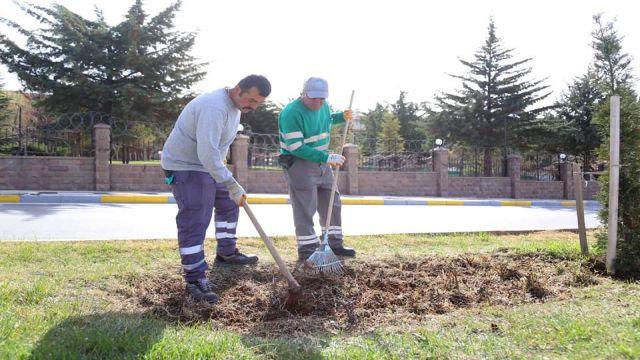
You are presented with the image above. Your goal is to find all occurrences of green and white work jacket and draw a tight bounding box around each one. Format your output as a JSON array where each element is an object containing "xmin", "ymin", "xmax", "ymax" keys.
[{"xmin": 278, "ymin": 98, "xmax": 346, "ymax": 163}]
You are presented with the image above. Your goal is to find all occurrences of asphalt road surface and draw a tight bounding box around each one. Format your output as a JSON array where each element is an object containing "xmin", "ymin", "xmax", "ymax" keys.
[{"xmin": 0, "ymin": 203, "xmax": 600, "ymax": 241}]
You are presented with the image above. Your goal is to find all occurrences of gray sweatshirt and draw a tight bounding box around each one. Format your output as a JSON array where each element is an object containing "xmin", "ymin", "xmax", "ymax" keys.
[{"xmin": 161, "ymin": 88, "xmax": 240, "ymax": 183}]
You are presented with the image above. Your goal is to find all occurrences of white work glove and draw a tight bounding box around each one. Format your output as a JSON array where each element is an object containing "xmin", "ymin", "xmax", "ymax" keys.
[
  {"xmin": 221, "ymin": 177, "xmax": 247, "ymax": 206},
  {"xmin": 326, "ymin": 153, "xmax": 345, "ymax": 167}
]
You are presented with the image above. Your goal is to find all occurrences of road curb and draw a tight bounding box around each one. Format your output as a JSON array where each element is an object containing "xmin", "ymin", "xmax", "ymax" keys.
[{"xmin": 0, "ymin": 192, "xmax": 601, "ymax": 208}]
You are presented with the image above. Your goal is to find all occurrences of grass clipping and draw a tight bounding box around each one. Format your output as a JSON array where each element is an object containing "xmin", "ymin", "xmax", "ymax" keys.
[{"xmin": 120, "ymin": 251, "xmax": 599, "ymax": 336}]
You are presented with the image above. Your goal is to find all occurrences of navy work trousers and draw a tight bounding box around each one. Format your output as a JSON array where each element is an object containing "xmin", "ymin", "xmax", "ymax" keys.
[{"xmin": 170, "ymin": 170, "xmax": 239, "ymax": 281}]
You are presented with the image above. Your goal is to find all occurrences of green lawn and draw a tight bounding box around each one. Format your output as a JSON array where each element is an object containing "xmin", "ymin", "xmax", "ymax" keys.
[{"xmin": 1, "ymin": 231, "xmax": 638, "ymax": 359}]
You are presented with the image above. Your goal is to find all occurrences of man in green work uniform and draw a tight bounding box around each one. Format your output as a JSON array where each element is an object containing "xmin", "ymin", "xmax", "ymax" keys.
[{"xmin": 278, "ymin": 77, "xmax": 356, "ymax": 263}]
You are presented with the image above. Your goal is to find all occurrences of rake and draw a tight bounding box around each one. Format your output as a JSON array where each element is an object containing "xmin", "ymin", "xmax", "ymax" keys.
[
  {"xmin": 306, "ymin": 90, "xmax": 355, "ymax": 275},
  {"xmin": 242, "ymin": 201, "xmax": 301, "ymax": 304}
]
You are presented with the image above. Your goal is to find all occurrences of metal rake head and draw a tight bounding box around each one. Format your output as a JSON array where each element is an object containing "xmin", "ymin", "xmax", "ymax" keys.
[{"xmin": 306, "ymin": 249, "xmax": 344, "ymax": 275}]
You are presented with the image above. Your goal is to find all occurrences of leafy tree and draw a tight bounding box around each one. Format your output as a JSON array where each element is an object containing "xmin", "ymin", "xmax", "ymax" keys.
[
  {"xmin": 591, "ymin": 14, "xmax": 640, "ymax": 276},
  {"xmin": 0, "ymin": 75, "xmax": 10, "ymax": 129},
  {"xmin": 428, "ymin": 18, "xmax": 553, "ymax": 175},
  {"xmin": 376, "ymin": 112, "xmax": 404, "ymax": 153},
  {"xmin": 0, "ymin": 0, "xmax": 205, "ymax": 125},
  {"xmin": 391, "ymin": 91, "xmax": 424, "ymax": 141},
  {"xmin": 356, "ymin": 103, "xmax": 387, "ymax": 156},
  {"xmin": 555, "ymin": 70, "xmax": 605, "ymax": 165}
]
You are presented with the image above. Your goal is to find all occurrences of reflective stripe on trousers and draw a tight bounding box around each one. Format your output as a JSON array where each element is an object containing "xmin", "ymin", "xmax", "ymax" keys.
[
  {"xmin": 283, "ymin": 158, "xmax": 344, "ymax": 256},
  {"xmin": 171, "ymin": 170, "xmax": 239, "ymax": 281}
]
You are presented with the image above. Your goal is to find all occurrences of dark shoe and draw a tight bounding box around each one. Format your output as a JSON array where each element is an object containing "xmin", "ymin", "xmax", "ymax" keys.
[
  {"xmin": 214, "ymin": 249, "xmax": 258, "ymax": 266},
  {"xmin": 186, "ymin": 278, "xmax": 218, "ymax": 304},
  {"xmin": 331, "ymin": 246, "xmax": 356, "ymax": 257},
  {"xmin": 297, "ymin": 249, "xmax": 316, "ymax": 263},
  {"xmin": 295, "ymin": 250, "xmax": 317, "ymax": 273}
]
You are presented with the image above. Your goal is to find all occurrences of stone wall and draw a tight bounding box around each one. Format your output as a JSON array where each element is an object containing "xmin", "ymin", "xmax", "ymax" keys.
[
  {"xmin": 0, "ymin": 156, "xmax": 94, "ymax": 191},
  {"xmin": 109, "ymin": 164, "xmax": 169, "ymax": 192},
  {"xmin": 448, "ymin": 177, "xmax": 512, "ymax": 198},
  {"xmin": 247, "ymin": 170, "xmax": 288, "ymax": 194},
  {"xmin": 357, "ymin": 171, "xmax": 438, "ymax": 196},
  {"xmin": 518, "ymin": 180, "xmax": 565, "ymax": 199},
  {"xmin": 0, "ymin": 125, "xmax": 601, "ymax": 199}
]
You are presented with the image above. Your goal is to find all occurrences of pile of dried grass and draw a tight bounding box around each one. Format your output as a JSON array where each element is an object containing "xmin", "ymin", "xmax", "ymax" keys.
[{"xmin": 119, "ymin": 252, "xmax": 599, "ymax": 336}]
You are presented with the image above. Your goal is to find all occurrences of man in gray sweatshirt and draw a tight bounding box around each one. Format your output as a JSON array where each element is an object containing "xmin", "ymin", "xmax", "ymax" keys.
[{"xmin": 161, "ymin": 74, "xmax": 271, "ymax": 304}]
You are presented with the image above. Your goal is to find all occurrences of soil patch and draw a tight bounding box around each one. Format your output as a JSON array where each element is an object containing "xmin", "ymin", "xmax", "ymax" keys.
[{"xmin": 120, "ymin": 252, "xmax": 600, "ymax": 336}]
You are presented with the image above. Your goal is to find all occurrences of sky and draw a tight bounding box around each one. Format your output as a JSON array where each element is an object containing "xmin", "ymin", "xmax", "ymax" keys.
[{"xmin": 1, "ymin": 0, "xmax": 639, "ymax": 112}]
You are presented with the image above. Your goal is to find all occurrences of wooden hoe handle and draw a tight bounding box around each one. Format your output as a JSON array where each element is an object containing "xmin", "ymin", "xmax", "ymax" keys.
[{"xmin": 242, "ymin": 202, "xmax": 300, "ymax": 290}]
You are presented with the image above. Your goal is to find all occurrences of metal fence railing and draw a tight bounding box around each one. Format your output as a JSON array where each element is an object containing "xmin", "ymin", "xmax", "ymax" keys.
[
  {"xmin": 245, "ymin": 133, "xmax": 280, "ymax": 170},
  {"xmin": 0, "ymin": 127, "xmax": 92, "ymax": 157},
  {"xmin": 0, "ymin": 108, "xmax": 170, "ymax": 163},
  {"xmin": 520, "ymin": 153, "xmax": 561, "ymax": 181},
  {"xmin": 448, "ymin": 147, "xmax": 506, "ymax": 177},
  {"xmin": 357, "ymin": 139, "xmax": 433, "ymax": 172},
  {"xmin": 111, "ymin": 140, "xmax": 165, "ymax": 163},
  {"xmin": 1, "ymin": 114, "xmax": 571, "ymax": 180}
]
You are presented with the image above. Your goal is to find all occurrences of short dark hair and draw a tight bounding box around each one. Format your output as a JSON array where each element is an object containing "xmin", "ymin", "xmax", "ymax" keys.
[{"xmin": 237, "ymin": 74, "xmax": 271, "ymax": 97}]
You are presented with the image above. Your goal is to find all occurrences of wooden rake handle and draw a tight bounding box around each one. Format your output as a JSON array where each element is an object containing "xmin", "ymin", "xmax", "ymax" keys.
[
  {"xmin": 323, "ymin": 90, "xmax": 355, "ymax": 232},
  {"xmin": 242, "ymin": 202, "xmax": 300, "ymax": 291}
]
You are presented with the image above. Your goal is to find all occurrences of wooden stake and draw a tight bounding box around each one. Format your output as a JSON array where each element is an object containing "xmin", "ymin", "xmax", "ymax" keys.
[
  {"xmin": 573, "ymin": 162, "xmax": 588, "ymax": 255},
  {"xmin": 606, "ymin": 96, "xmax": 620, "ymax": 274}
]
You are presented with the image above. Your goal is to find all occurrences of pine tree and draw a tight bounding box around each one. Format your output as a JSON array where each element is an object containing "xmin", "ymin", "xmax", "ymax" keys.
[
  {"xmin": 556, "ymin": 70, "xmax": 605, "ymax": 165},
  {"xmin": 391, "ymin": 91, "xmax": 424, "ymax": 142},
  {"xmin": 357, "ymin": 103, "xmax": 387, "ymax": 156},
  {"xmin": 376, "ymin": 112, "xmax": 404, "ymax": 154},
  {"xmin": 428, "ymin": 18, "xmax": 553, "ymax": 175},
  {"xmin": 591, "ymin": 14, "xmax": 633, "ymax": 94},
  {"xmin": 590, "ymin": 14, "xmax": 640, "ymax": 275},
  {"xmin": 0, "ymin": 0, "xmax": 205, "ymax": 124}
]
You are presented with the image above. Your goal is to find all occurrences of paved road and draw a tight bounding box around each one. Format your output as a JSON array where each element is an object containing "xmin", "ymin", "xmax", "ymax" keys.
[{"xmin": 0, "ymin": 202, "xmax": 601, "ymax": 241}]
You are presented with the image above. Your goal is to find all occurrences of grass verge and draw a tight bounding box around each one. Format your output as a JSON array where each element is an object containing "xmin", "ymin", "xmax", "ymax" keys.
[{"xmin": 0, "ymin": 230, "xmax": 638, "ymax": 359}]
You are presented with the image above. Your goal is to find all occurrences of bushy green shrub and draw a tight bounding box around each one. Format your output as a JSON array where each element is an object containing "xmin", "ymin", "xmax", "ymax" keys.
[{"xmin": 595, "ymin": 88, "xmax": 640, "ymax": 277}]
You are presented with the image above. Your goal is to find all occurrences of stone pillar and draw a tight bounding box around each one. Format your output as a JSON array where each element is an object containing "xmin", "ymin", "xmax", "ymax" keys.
[
  {"xmin": 93, "ymin": 123, "xmax": 111, "ymax": 191},
  {"xmin": 559, "ymin": 161, "xmax": 574, "ymax": 199},
  {"xmin": 433, "ymin": 148, "xmax": 449, "ymax": 197},
  {"xmin": 231, "ymin": 134, "xmax": 249, "ymax": 190},
  {"xmin": 507, "ymin": 154, "xmax": 522, "ymax": 199},
  {"xmin": 343, "ymin": 144, "xmax": 359, "ymax": 195}
]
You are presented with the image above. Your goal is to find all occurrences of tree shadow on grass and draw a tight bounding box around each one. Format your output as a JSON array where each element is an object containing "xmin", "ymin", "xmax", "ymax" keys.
[{"xmin": 28, "ymin": 311, "xmax": 165, "ymax": 359}]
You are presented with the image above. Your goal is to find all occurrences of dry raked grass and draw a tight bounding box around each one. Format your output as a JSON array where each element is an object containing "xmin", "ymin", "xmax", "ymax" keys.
[{"xmin": 119, "ymin": 250, "xmax": 602, "ymax": 337}]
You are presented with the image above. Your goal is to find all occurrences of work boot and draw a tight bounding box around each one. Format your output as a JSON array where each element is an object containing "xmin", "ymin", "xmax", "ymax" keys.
[
  {"xmin": 297, "ymin": 249, "xmax": 316, "ymax": 263},
  {"xmin": 330, "ymin": 245, "xmax": 356, "ymax": 257},
  {"xmin": 295, "ymin": 249, "xmax": 317, "ymax": 273},
  {"xmin": 186, "ymin": 278, "xmax": 218, "ymax": 304},
  {"xmin": 214, "ymin": 248, "xmax": 258, "ymax": 267}
]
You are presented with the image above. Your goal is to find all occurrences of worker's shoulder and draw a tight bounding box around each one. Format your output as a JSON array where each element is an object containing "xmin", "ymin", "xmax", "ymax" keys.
[{"xmin": 279, "ymin": 100, "xmax": 305, "ymax": 118}]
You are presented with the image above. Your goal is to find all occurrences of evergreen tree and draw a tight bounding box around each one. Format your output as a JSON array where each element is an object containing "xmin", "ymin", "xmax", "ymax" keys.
[
  {"xmin": 357, "ymin": 103, "xmax": 387, "ymax": 156},
  {"xmin": 556, "ymin": 70, "xmax": 605, "ymax": 165},
  {"xmin": 376, "ymin": 112, "xmax": 404, "ymax": 154},
  {"xmin": 595, "ymin": 88, "xmax": 640, "ymax": 276},
  {"xmin": 428, "ymin": 18, "xmax": 553, "ymax": 175},
  {"xmin": 591, "ymin": 14, "xmax": 633, "ymax": 94},
  {"xmin": 590, "ymin": 14, "xmax": 640, "ymax": 276},
  {"xmin": 0, "ymin": 75, "xmax": 10, "ymax": 129},
  {"xmin": 0, "ymin": 0, "xmax": 205, "ymax": 124},
  {"xmin": 240, "ymin": 100, "xmax": 281, "ymax": 134},
  {"xmin": 391, "ymin": 91, "xmax": 424, "ymax": 141}
]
